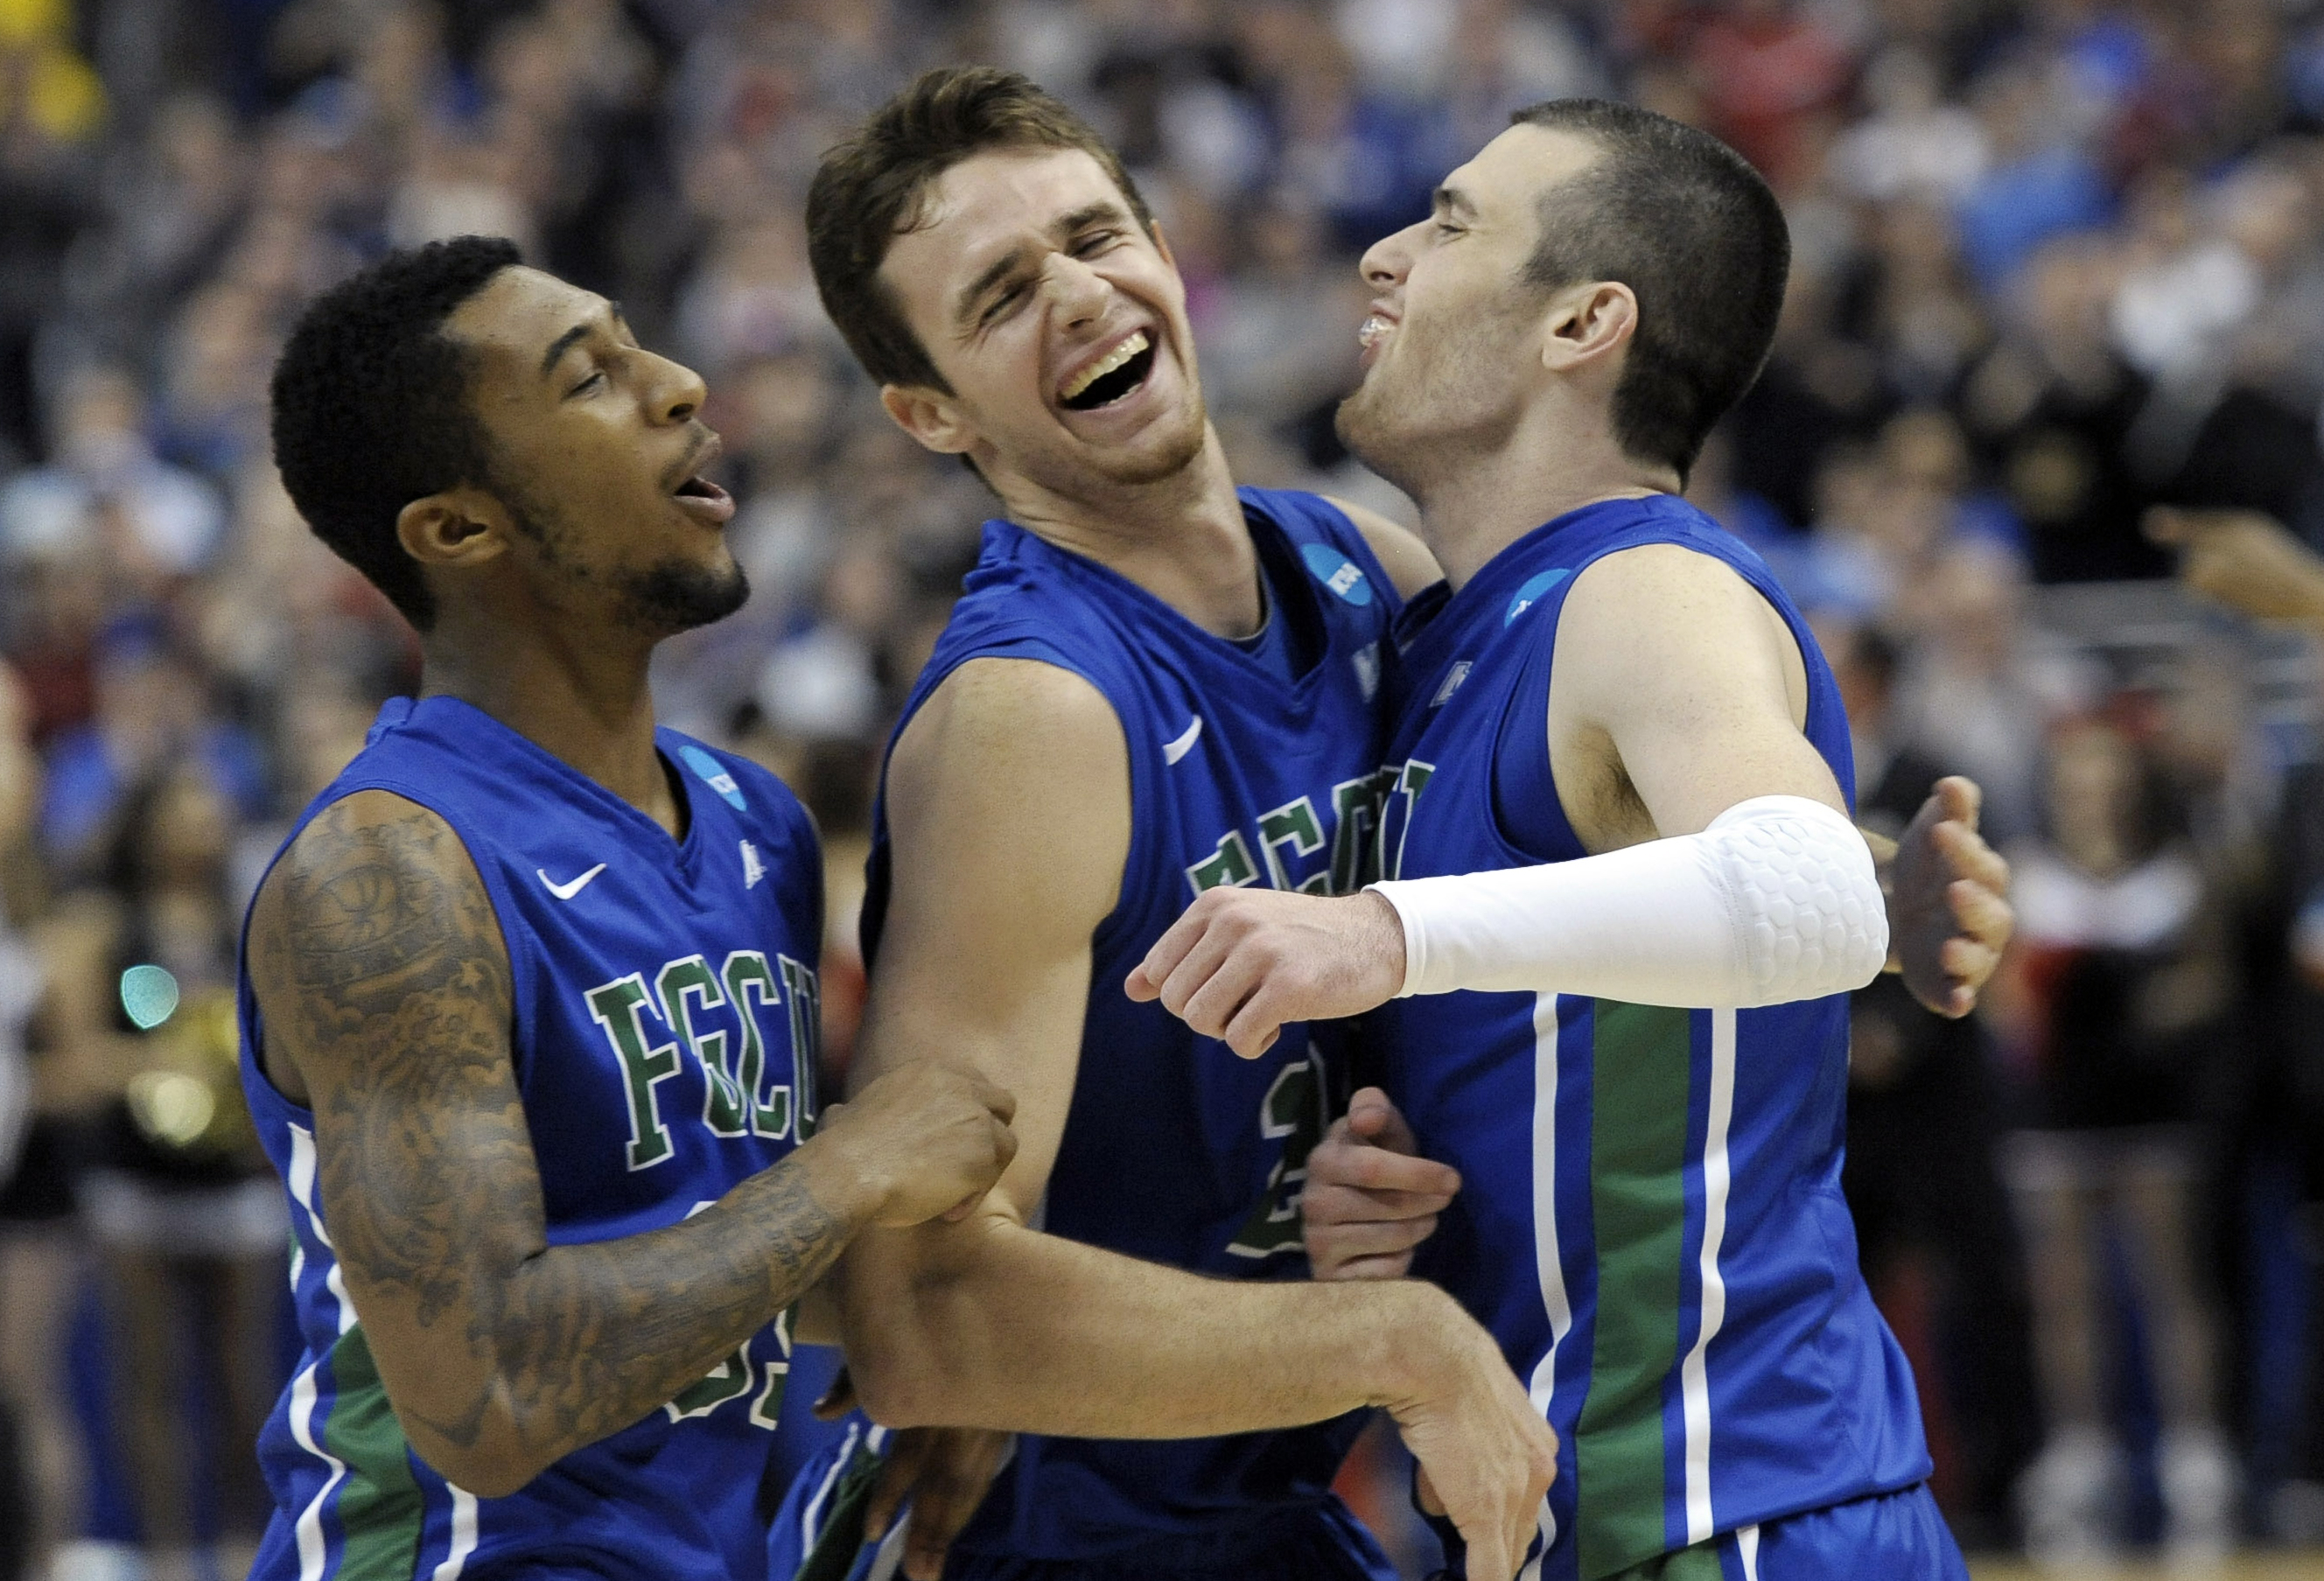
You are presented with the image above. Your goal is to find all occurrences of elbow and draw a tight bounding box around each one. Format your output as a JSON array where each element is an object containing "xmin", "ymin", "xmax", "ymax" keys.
[{"xmin": 392, "ymin": 1395, "xmax": 545, "ymax": 1499}]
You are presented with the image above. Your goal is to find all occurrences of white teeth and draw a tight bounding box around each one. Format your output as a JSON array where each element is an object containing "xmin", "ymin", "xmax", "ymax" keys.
[
  {"xmin": 1061, "ymin": 331, "xmax": 1150, "ymax": 402},
  {"xmin": 1359, "ymin": 316, "xmax": 1390, "ymax": 350}
]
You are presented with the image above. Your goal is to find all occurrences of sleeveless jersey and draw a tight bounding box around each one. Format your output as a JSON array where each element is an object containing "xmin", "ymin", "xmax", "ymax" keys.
[
  {"xmin": 1368, "ymin": 496, "xmax": 1931, "ymax": 1581},
  {"xmin": 859, "ymin": 488, "xmax": 1402, "ymax": 1564},
  {"xmin": 240, "ymin": 695, "xmax": 826, "ymax": 1581}
]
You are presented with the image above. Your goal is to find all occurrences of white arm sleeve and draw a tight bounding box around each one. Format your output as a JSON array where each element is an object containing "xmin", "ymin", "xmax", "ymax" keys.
[{"xmin": 1367, "ymin": 794, "xmax": 1888, "ymax": 1008}]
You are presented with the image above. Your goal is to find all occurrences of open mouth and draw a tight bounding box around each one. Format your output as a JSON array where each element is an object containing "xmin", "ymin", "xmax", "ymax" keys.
[
  {"xmin": 670, "ymin": 472, "xmax": 735, "ymax": 523},
  {"xmin": 1059, "ymin": 331, "xmax": 1156, "ymax": 411}
]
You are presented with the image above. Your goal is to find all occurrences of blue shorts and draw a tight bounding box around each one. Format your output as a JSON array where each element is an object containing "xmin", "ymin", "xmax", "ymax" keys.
[
  {"xmin": 1429, "ymin": 1483, "xmax": 1968, "ymax": 1581},
  {"xmin": 768, "ymin": 1417, "xmax": 1396, "ymax": 1581}
]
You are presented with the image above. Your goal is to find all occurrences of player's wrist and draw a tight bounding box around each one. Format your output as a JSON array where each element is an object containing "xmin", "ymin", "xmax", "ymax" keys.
[
  {"xmin": 788, "ymin": 1118, "xmax": 891, "ymax": 1234},
  {"xmin": 1360, "ymin": 1280, "xmax": 1472, "ymax": 1415}
]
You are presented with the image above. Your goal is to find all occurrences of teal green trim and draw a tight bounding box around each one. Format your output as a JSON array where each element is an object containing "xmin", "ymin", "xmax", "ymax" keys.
[
  {"xmin": 1577, "ymin": 1001, "xmax": 1693, "ymax": 1578},
  {"xmin": 320, "ymin": 1326, "xmax": 428, "ymax": 1581}
]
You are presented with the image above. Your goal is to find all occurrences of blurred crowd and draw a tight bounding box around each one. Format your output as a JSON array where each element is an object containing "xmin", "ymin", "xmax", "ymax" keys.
[{"xmin": 1, "ymin": 0, "xmax": 2323, "ymax": 1576}]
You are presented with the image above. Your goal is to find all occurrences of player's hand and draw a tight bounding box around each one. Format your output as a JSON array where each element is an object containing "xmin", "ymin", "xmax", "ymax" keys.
[
  {"xmin": 1382, "ymin": 1290, "xmax": 1557, "ymax": 1581},
  {"xmin": 1886, "ymin": 776, "xmax": 2012, "ymax": 1018},
  {"xmin": 1124, "ymin": 889, "xmax": 1405, "ymax": 1059},
  {"xmin": 815, "ymin": 1063, "xmax": 1019, "ymax": 1228},
  {"xmin": 863, "ymin": 1425, "xmax": 1015, "ymax": 1581},
  {"xmin": 2146, "ymin": 506, "xmax": 2324, "ymax": 624},
  {"xmin": 1304, "ymin": 1087, "xmax": 1460, "ymax": 1281}
]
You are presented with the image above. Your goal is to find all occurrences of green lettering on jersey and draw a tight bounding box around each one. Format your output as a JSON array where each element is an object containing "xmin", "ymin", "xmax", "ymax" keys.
[
  {"xmin": 1256, "ymin": 796, "xmax": 1330, "ymax": 893},
  {"xmin": 723, "ymin": 951, "xmax": 792, "ymax": 1140},
  {"xmin": 778, "ymin": 955, "xmax": 822, "ymax": 1140},
  {"xmin": 1186, "ymin": 829, "xmax": 1259, "ymax": 894},
  {"xmin": 1225, "ymin": 1050, "xmax": 1331, "ymax": 1259},
  {"xmin": 1331, "ymin": 767, "xmax": 1399, "ymax": 892},
  {"xmin": 656, "ymin": 955, "xmax": 746, "ymax": 1137},
  {"xmin": 1376, "ymin": 759, "xmax": 1437, "ymax": 883},
  {"xmin": 584, "ymin": 975, "xmax": 682, "ymax": 1171}
]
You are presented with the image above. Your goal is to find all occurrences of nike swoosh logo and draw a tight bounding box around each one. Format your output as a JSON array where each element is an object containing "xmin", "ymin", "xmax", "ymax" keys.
[
  {"xmin": 537, "ymin": 863, "xmax": 607, "ymax": 900},
  {"xmin": 1163, "ymin": 716, "xmax": 1204, "ymax": 765}
]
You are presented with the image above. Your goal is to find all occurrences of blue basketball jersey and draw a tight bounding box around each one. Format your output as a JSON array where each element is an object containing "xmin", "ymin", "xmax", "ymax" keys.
[
  {"xmin": 239, "ymin": 695, "xmax": 827, "ymax": 1581},
  {"xmin": 1368, "ymin": 497, "xmax": 1932, "ymax": 1581},
  {"xmin": 858, "ymin": 488, "xmax": 1403, "ymax": 1565}
]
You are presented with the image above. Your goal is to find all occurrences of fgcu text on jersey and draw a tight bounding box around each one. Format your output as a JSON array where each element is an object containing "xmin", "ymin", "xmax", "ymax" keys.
[
  {"xmin": 238, "ymin": 696, "xmax": 825, "ymax": 1581},
  {"xmin": 1371, "ymin": 496, "xmax": 1932, "ymax": 1581},
  {"xmin": 856, "ymin": 489, "xmax": 1402, "ymax": 1571}
]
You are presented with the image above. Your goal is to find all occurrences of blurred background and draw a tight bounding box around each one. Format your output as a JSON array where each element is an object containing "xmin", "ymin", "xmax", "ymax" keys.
[{"xmin": 0, "ymin": 0, "xmax": 2321, "ymax": 1577}]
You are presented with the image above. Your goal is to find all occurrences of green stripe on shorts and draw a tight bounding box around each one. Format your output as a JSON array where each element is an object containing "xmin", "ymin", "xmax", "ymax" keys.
[
  {"xmin": 1576, "ymin": 1000, "xmax": 1694, "ymax": 1578},
  {"xmin": 321, "ymin": 1326, "xmax": 429, "ymax": 1581}
]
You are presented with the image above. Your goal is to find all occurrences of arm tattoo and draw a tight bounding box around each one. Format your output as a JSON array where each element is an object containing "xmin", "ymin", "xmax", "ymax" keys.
[{"xmin": 251, "ymin": 794, "xmax": 864, "ymax": 1480}]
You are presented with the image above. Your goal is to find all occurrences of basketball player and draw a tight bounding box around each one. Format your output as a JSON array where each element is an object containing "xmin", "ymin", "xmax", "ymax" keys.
[
  {"xmin": 242, "ymin": 238, "xmax": 1019, "ymax": 1579},
  {"xmin": 781, "ymin": 72, "xmax": 2004, "ymax": 1581},
  {"xmin": 1133, "ymin": 105, "xmax": 1987, "ymax": 1578}
]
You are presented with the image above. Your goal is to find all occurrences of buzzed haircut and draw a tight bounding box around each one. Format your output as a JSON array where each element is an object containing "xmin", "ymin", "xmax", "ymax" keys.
[
  {"xmin": 808, "ymin": 65, "xmax": 1153, "ymax": 394},
  {"xmin": 1510, "ymin": 100, "xmax": 1789, "ymax": 484},
  {"xmin": 270, "ymin": 235, "xmax": 523, "ymax": 630}
]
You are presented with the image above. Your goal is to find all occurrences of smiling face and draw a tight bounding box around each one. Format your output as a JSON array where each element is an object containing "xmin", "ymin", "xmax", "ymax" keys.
[
  {"xmin": 874, "ymin": 147, "xmax": 1209, "ymax": 498},
  {"xmin": 436, "ymin": 266, "xmax": 747, "ymax": 635},
  {"xmin": 1336, "ymin": 124, "xmax": 1603, "ymax": 495}
]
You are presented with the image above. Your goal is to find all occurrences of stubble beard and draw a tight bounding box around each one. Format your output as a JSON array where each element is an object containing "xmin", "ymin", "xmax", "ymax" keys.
[{"xmin": 501, "ymin": 474, "xmax": 752, "ymax": 639}]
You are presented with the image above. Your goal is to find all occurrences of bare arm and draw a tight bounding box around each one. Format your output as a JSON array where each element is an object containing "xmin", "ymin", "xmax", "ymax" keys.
[
  {"xmin": 834, "ymin": 660, "xmax": 1553, "ymax": 1578},
  {"xmin": 248, "ymin": 791, "xmax": 1016, "ymax": 1496}
]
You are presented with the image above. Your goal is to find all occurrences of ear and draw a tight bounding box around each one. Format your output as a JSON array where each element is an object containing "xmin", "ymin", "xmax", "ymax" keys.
[
  {"xmin": 879, "ymin": 383, "xmax": 979, "ymax": 458},
  {"xmin": 1150, "ymin": 218, "xmax": 1176, "ymax": 270},
  {"xmin": 396, "ymin": 486, "xmax": 514, "ymax": 574},
  {"xmin": 1540, "ymin": 281, "xmax": 1639, "ymax": 374}
]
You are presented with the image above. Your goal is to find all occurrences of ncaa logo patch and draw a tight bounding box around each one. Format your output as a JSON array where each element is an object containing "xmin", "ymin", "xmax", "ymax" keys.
[
  {"xmin": 1300, "ymin": 543, "xmax": 1375, "ymax": 606},
  {"xmin": 1505, "ymin": 567, "xmax": 1571, "ymax": 626},
  {"xmin": 678, "ymin": 744, "xmax": 747, "ymax": 810}
]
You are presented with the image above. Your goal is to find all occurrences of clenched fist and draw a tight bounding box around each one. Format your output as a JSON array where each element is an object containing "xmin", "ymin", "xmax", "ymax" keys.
[{"xmin": 815, "ymin": 1063, "xmax": 1019, "ymax": 1227}]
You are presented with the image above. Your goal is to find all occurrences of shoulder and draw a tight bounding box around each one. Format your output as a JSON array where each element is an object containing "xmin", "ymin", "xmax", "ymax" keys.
[
  {"xmin": 898, "ymin": 657, "xmax": 1124, "ymax": 778},
  {"xmin": 252, "ymin": 789, "xmax": 494, "ymax": 950},
  {"xmin": 1555, "ymin": 542, "xmax": 1796, "ymax": 704},
  {"xmin": 1317, "ymin": 493, "xmax": 1441, "ymax": 600}
]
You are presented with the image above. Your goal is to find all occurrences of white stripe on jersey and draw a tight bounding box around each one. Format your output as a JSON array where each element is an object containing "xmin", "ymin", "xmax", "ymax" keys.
[
  {"xmin": 288, "ymin": 1124, "xmax": 360, "ymax": 1334},
  {"xmin": 1517, "ymin": 992, "xmax": 1576, "ymax": 1581},
  {"xmin": 287, "ymin": 1361, "xmax": 349, "ymax": 1581},
  {"xmin": 1739, "ymin": 1522, "xmax": 1762, "ymax": 1580},
  {"xmin": 431, "ymin": 1487, "xmax": 479, "ymax": 1579},
  {"xmin": 1681, "ymin": 1009, "xmax": 1739, "ymax": 1544}
]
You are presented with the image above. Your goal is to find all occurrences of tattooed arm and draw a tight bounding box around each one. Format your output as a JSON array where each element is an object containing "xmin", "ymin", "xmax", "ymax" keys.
[{"xmin": 246, "ymin": 789, "xmax": 1017, "ymax": 1497}]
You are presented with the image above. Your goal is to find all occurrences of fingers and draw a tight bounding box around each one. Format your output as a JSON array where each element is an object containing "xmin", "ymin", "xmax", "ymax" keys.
[
  {"xmin": 1306, "ymin": 1135, "xmax": 1461, "ymax": 1200},
  {"xmin": 1307, "ymin": 1214, "xmax": 1438, "ymax": 1263},
  {"xmin": 897, "ymin": 1431, "xmax": 1012, "ymax": 1581},
  {"xmin": 1346, "ymin": 1085, "xmax": 1420, "ymax": 1153},
  {"xmin": 1128, "ymin": 890, "xmax": 1230, "ymax": 1004},
  {"xmin": 812, "ymin": 1365, "xmax": 858, "ymax": 1422},
  {"xmin": 1931, "ymin": 773, "xmax": 1981, "ymax": 831},
  {"xmin": 1931, "ymin": 817, "xmax": 2010, "ymax": 893},
  {"xmin": 1945, "ymin": 875, "xmax": 2015, "ymax": 954},
  {"xmin": 864, "ymin": 1430, "xmax": 934, "ymax": 1541}
]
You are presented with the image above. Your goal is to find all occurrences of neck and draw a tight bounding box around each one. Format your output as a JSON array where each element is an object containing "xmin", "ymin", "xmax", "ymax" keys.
[
  {"xmin": 984, "ymin": 425, "xmax": 1263, "ymax": 638},
  {"xmin": 417, "ymin": 605, "xmax": 679, "ymax": 833},
  {"xmin": 1410, "ymin": 402, "xmax": 1678, "ymax": 589}
]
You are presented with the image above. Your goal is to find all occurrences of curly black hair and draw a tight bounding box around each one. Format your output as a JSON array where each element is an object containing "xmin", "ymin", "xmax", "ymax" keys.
[{"xmin": 270, "ymin": 236, "xmax": 524, "ymax": 630}]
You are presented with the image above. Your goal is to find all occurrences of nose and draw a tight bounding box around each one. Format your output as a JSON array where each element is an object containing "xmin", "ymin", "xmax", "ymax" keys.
[
  {"xmin": 644, "ymin": 349, "xmax": 705, "ymax": 425},
  {"xmin": 1359, "ymin": 225, "xmax": 1416, "ymax": 291},
  {"xmin": 1040, "ymin": 252, "xmax": 1110, "ymax": 327}
]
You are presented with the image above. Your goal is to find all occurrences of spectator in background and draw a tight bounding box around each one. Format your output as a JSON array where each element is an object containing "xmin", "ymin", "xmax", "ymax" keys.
[
  {"xmin": 43, "ymin": 758, "xmax": 284, "ymax": 1581},
  {"xmin": 1991, "ymin": 716, "xmax": 2240, "ymax": 1563},
  {"xmin": 1825, "ymin": 619, "xmax": 2041, "ymax": 1550}
]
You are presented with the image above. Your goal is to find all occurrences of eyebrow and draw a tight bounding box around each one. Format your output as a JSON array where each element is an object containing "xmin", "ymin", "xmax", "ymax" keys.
[
  {"xmin": 953, "ymin": 201, "xmax": 1130, "ymax": 328},
  {"xmin": 1434, "ymin": 185, "xmax": 1478, "ymax": 220},
  {"xmin": 539, "ymin": 301, "xmax": 627, "ymax": 379}
]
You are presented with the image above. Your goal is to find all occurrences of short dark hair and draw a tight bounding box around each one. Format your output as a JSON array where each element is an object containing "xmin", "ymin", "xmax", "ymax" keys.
[
  {"xmin": 808, "ymin": 66, "xmax": 1153, "ymax": 394},
  {"xmin": 1509, "ymin": 100, "xmax": 1789, "ymax": 483},
  {"xmin": 270, "ymin": 236, "xmax": 523, "ymax": 630}
]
